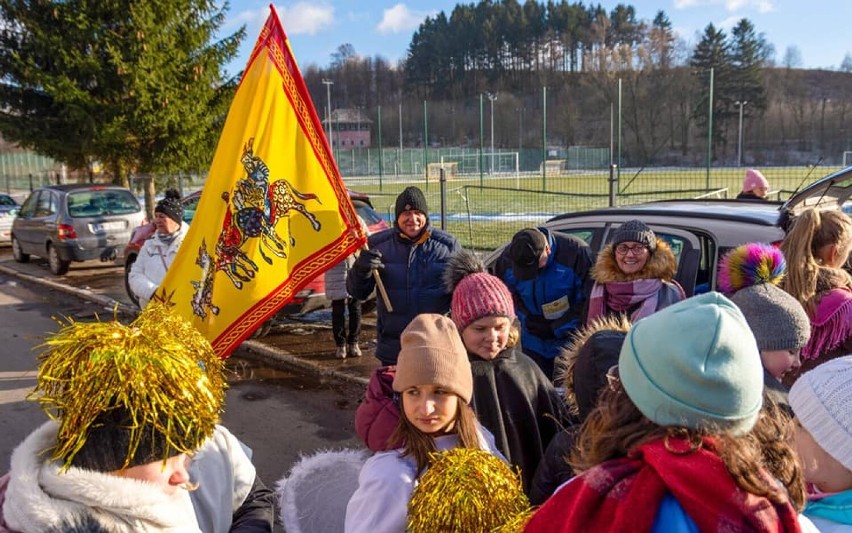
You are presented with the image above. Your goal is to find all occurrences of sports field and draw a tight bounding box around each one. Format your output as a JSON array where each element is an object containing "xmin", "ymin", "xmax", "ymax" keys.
[{"xmin": 345, "ymin": 165, "xmax": 841, "ymax": 250}]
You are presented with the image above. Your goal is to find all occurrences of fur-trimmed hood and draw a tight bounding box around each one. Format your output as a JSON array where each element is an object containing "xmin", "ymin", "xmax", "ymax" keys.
[
  {"xmin": 2, "ymin": 421, "xmax": 200, "ymax": 533},
  {"xmin": 591, "ymin": 238, "xmax": 677, "ymax": 283},
  {"xmin": 553, "ymin": 315, "xmax": 632, "ymax": 419}
]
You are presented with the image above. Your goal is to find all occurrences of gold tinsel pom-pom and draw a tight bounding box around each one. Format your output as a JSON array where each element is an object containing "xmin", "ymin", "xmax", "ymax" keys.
[
  {"xmin": 32, "ymin": 303, "xmax": 226, "ymax": 470},
  {"xmin": 407, "ymin": 448, "xmax": 531, "ymax": 533}
]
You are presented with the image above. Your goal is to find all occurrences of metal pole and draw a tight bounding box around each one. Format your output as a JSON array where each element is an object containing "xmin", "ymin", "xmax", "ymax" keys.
[
  {"xmin": 617, "ymin": 79, "xmax": 622, "ymax": 183},
  {"xmin": 398, "ymin": 102, "xmax": 403, "ymax": 176},
  {"xmin": 439, "ymin": 168, "xmax": 447, "ymax": 231},
  {"xmin": 517, "ymin": 107, "xmax": 524, "ymax": 152},
  {"xmin": 706, "ymin": 67, "xmax": 714, "ymax": 190},
  {"xmin": 423, "ymin": 100, "xmax": 428, "ymax": 188},
  {"xmin": 735, "ymin": 100, "xmax": 747, "ymax": 167},
  {"xmin": 542, "ymin": 86, "xmax": 547, "ymax": 190},
  {"xmin": 487, "ymin": 92, "xmax": 497, "ymax": 174},
  {"xmin": 479, "ymin": 94, "xmax": 484, "ymax": 187},
  {"xmin": 377, "ymin": 105, "xmax": 383, "ymax": 190},
  {"xmin": 322, "ymin": 79, "xmax": 333, "ymax": 148}
]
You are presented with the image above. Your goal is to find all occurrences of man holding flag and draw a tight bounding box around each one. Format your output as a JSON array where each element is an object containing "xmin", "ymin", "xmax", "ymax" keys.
[
  {"xmin": 145, "ymin": 7, "xmax": 365, "ymax": 359},
  {"xmin": 347, "ymin": 186, "xmax": 460, "ymax": 366}
]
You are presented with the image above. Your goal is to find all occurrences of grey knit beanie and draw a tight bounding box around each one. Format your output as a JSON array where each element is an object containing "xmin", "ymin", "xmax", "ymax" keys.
[
  {"xmin": 730, "ymin": 283, "xmax": 810, "ymax": 352},
  {"xmin": 393, "ymin": 314, "xmax": 473, "ymax": 403},
  {"xmin": 613, "ymin": 219, "xmax": 657, "ymax": 252},
  {"xmin": 789, "ymin": 356, "xmax": 852, "ymax": 471}
]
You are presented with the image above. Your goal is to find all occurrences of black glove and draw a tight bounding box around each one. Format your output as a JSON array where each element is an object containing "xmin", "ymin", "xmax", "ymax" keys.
[
  {"xmin": 354, "ymin": 248, "xmax": 384, "ymax": 277},
  {"xmin": 524, "ymin": 316, "xmax": 556, "ymax": 339}
]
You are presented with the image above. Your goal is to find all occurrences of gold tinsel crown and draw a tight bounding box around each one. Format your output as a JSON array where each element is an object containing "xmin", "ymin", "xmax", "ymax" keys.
[
  {"xmin": 407, "ymin": 448, "xmax": 533, "ymax": 532},
  {"xmin": 31, "ymin": 303, "xmax": 226, "ymax": 470}
]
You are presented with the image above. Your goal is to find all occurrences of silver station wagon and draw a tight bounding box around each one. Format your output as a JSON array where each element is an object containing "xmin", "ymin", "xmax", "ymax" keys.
[
  {"xmin": 486, "ymin": 166, "xmax": 852, "ymax": 297},
  {"xmin": 11, "ymin": 184, "xmax": 144, "ymax": 275}
]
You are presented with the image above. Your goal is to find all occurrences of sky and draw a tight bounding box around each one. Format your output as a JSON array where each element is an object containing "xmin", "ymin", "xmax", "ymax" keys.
[{"xmin": 222, "ymin": 1, "xmax": 852, "ymax": 77}]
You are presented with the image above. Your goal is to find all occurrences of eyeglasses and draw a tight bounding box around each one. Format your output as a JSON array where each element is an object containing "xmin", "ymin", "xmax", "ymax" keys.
[{"xmin": 615, "ymin": 243, "xmax": 649, "ymax": 256}]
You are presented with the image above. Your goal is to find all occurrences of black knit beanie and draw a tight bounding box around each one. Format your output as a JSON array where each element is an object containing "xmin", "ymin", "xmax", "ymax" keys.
[
  {"xmin": 155, "ymin": 189, "xmax": 183, "ymax": 225},
  {"xmin": 70, "ymin": 407, "xmax": 179, "ymax": 472},
  {"xmin": 613, "ymin": 219, "xmax": 657, "ymax": 252},
  {"xmin": 394, "ymin": 186, "xmax": 428, "ymax": 220}
]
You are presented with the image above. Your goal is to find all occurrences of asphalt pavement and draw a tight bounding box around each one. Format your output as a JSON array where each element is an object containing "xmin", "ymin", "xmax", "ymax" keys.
[{"xmin": 0, "ymin": 256, "xmax": 379, "ymax": 386}]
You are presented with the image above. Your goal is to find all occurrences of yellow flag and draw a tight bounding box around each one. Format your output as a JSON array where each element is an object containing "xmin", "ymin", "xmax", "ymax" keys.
[{"xmin": 152, "ymin": 8, "xmax": 365, "ymax": 358}]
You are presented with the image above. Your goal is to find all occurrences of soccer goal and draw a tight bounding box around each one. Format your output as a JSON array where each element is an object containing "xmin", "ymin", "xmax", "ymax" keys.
[
  {"xmin": 843, "ymin": 151, "xmax": 852, "ymax": 168},
  {"xmin": 440, "ymin": 152, "xmax": 520, "ymax": 181},
  {"xmin": 427, "ymin": 162, "xmax": 459, "ymax": 180}
]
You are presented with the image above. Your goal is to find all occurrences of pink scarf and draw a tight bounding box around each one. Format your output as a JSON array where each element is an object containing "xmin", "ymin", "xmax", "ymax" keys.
[
  {"xmin": 587, "ymin": 279, "xmax": 663, "ymax": 324},
  {"xmin": 803, "ymin": 288, "xmax": 852, "ymax": 360}
]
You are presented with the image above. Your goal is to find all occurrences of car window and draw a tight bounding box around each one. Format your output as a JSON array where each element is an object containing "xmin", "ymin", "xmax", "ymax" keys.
[
  {"xmin": 556, "ymin": 228, "xmax": 594, "ymax": 245},
  {"xmin": 35, "ymin": 190, "xmax": 54, "ymax": 217},
  {"xmin": 655, "ymin": 233, "xmax": 686, "ymax": 265},
  {"xmin": 0, "ymin": 195, "xmax": 16, "ymax": 207},
  {"xmin": 183, "ymin": 195, "xmax": 200, "ymax": 223},
  {"xmin": 18, "ymin": 192, "xmax": 37, "ymax": 217},
  {"xmin": 353, "ymin": 199, "xmax": 384, "ymax": 227},
  {"xmin": 68, "ymin": 189, "xmax": 140, "ymax": 217}
]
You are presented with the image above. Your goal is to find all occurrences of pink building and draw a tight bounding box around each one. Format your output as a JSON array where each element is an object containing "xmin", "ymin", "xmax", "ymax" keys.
[{"xmin": 322, "ymin": 108, "xmax": 371, "ymax": 150}]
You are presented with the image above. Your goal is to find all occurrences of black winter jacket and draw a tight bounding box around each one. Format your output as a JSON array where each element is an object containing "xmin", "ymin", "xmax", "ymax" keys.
[{"xmin": 469, "ymin": 345, "xmax": 563, "ymax": 494}]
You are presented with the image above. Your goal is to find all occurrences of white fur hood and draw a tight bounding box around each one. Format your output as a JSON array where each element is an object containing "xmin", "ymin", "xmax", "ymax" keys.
[{"xmin": 2, "ymin": 421, "xmax": 200, "ymax": 532}]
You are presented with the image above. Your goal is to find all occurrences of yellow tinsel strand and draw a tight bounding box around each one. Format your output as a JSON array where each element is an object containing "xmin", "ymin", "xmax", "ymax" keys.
[
  {"xmin": 30, "ymin": 303, "xmax": 225, "ymax": 470},
  {"xmin": 407, "ymin": 448, "xmax": 531, "ymax": 532}
]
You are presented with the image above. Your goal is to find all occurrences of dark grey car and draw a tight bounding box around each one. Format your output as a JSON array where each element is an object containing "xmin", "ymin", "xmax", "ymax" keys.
[{"xmin": 12, "ymin": 184, "xmax": 144, "ymax": 275}]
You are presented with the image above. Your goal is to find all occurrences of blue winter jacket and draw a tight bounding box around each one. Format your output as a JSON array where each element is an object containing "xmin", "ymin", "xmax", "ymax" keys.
[
  {"xmin": 347, "ymin": 225, "xmax": 460, "ymax": 365},
  {"xmin": 495, "ymin": 228, "xmax": 594, "ymax": 360}
]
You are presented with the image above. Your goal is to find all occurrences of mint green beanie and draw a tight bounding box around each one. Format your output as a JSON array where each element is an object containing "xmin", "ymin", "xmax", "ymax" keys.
[{"xmin": 618, "ymin": 292, "xmax": 764, "ymax": 435}]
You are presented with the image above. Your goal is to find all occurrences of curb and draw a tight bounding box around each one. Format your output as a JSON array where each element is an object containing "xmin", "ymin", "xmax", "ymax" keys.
[{"xmin": 0, "ymin": 263, "xmax": 368, "ymax": 387}]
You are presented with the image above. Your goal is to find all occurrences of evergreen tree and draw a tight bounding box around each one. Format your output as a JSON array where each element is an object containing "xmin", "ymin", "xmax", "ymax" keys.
[
  {"xmin": 729, "ymin": 19, "xmax": 768, "ymax": 113},
  {"xmin": 690, "ymin": 23, "xmax": 732, "ymax": 152},
  {"xmin": 0, "ymin": 0, "xmax": 244, "ymax": 185}
]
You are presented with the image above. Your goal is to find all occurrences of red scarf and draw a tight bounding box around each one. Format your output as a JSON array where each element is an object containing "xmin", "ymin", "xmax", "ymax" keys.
[{"xmin": 525, "ymin": 437, "xmax": 800, "ymax": 533}]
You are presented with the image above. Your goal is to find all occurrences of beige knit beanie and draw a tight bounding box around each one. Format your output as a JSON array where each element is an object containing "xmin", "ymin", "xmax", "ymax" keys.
[{"xmin": 392, "ymin": 314, "xmax": 473, "ymax": 403}]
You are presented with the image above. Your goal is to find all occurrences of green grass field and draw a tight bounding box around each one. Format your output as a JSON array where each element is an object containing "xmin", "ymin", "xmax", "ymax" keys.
[{"xmin": 345, "ymin": 165, "xmax": 841, "ymax": 250}]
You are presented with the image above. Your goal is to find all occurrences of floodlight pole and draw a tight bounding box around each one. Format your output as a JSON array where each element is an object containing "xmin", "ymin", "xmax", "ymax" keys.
[{"xmin": 735, "ymin": 100, "xmax": 748, "ymax": 167}]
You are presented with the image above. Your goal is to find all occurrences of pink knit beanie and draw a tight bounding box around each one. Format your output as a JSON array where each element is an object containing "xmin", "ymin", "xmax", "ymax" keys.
[
  {"xmin": 451, "ymin": 272, "xmax": 515, "ymax": 332},
  {"xmin": 743, "ymin": 169, "xmax": 769, "ymax": 192}
]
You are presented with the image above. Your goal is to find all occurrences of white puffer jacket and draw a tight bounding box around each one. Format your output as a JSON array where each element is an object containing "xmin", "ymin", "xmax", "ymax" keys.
[
  {"xmin": 0, "ymin": 421, "xmax": 200, "ymax": 532},
  {"xmin": 128, "ymin": 222, "xmax": 189, "ymax": 308}
]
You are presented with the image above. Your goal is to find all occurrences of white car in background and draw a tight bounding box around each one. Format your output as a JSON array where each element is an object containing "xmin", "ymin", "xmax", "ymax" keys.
[{"xmin": 0, "ymin": 193, "xmax": 20, "ymax": 244}]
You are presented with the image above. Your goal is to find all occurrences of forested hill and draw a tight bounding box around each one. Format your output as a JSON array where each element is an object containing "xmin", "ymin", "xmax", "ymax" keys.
[{"xmin": 300, "ymin": 1, "xmax": 852, "ymax": 166}]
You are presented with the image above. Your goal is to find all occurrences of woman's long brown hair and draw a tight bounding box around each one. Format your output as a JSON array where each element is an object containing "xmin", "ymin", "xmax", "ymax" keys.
[
  {"xmin": 571, "ymin": 385, "xmax": 805, "ymax": 510},
  {"xmin": 388, "ymin": 397, "xmax": 481, "ymax": 476}
]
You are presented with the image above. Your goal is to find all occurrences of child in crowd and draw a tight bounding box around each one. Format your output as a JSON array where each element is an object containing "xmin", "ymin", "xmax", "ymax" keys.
[
  {"xmin": 737, "ymin": 168, "xmax": 771, "ymax": 200},
  {"xmin": 0, "ymin": 307, "xmax": 227, "ymax": 532},
  {"xmin": 529, "ymin": 315, "xmax": 630, "ymax": 504},
  {"xmin": 789, "ymin": 356, "xmax": 852, "ymax": 531},
  {"xmin": 781, "ymin": 208, "xmax": 852, "ymax": 380},
  {"xmin": 344, "ymin": 314, "xmax": 504, "ymax": 532},
  {"xmin": 719, "ymin": 242, "xmax": 811, "ymax": 407},
  {"xmin": 525, "ymin": 293, "xmax": 804, "ymax": 532},
  {"xmin": 444, "ymin": 250, "xmax": 562, "ymax": 493},
  {"xmin": 326, "ymin": 216, "xmax": 369, "ymax": 359},
  {"xmin": 586, "ymin": 219, "xmax": 685, "ymax": 325}
]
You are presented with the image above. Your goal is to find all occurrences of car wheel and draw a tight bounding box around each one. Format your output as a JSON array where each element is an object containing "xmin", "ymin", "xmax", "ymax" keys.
[
  {"xmin": 124, "ymin": 254, "xmax": 140, "ymax": 307},
  {"xmin": 47, "ymin": 244, "xmax": 70, "ymax": 275},
  {"xmin": 11, "ymin": 237, "xmax": 29, "ymax": 263}
]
